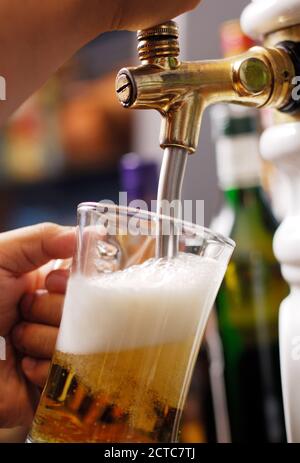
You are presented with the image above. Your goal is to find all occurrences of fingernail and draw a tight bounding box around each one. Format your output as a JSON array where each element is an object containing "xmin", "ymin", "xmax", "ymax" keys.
[
  {"xmin": 46, "ymin": 270, "xmax": 68, "ymax": 292},
  {"xmin": 20, "ymin": 293, "xmax": 35, "ymax": 315},
  {"xmin": 23, "ymin": 357, "xmax": 37, "ymax": 371}
]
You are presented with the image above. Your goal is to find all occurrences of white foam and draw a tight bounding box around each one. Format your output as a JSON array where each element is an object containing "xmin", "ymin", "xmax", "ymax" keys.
[{"xmin": 56, "ymin": 254, "xmax": 226, "ymax": 354}]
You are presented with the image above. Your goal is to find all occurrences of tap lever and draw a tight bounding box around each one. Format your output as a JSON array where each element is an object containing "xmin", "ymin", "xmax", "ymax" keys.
[{"xmin": 137, "ymin": 21, "xmax": 180, "ymax": 63}]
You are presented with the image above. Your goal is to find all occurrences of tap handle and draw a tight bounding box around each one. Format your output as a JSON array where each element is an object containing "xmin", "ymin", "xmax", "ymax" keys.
[{"xmin": 137, "ymin": 20, "xmax": 180, "ymax": 63}]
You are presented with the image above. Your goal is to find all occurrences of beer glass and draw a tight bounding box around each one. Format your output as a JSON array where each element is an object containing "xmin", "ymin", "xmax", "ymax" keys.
[{"xmin": 27, "ymin": 203, "xmax": 234, "ymax": 443}]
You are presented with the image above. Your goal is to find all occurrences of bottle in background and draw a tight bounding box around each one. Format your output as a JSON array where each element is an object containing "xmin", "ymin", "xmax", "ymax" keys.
[
  {"xmin": 119, "ymin": 152, "xmax": 158, "ymax": 207},
  {"xmin": 220, "ymin": 19, "xmax": 256, "ymax": 58},
  {"xmin": 119, "ymin": 153, "xmax": 158, "ymax": 265},
  {"xmin": 211, "ymin": 102, "xmax": 288, "ymax": 442}
]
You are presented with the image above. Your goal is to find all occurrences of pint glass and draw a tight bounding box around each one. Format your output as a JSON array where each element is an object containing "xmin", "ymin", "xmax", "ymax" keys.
[{"xmin": 27, "ymin": 203, "xmax": 234, "ymax": 443}]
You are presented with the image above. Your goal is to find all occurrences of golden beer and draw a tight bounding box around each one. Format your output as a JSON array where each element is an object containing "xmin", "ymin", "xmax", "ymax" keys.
[
  {"xmin": 29, "ymin": 338, "xmax": 195, "ymax": 443},
  {"xmin": 28, "ymin": 253, "xmax": 227, "ymax": 443}
]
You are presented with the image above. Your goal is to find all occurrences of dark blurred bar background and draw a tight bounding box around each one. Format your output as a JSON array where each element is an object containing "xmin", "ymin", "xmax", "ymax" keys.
[{"xmin": 0, "ymin": 31, "xmax": 133, "ymax": 230}]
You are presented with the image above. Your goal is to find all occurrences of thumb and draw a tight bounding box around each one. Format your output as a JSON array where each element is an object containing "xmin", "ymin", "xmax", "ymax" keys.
[{"xmin": 0, "ymin": 223, "xmax": 76, "ymax": 275}]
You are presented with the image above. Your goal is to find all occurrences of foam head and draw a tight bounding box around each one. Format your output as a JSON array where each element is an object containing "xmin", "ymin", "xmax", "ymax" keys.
[{"xmin": 57, "ymin": 254, "xmax": 226, "ymax": 354}]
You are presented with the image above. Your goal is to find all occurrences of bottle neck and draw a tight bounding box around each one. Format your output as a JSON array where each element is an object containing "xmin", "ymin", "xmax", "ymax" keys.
[
  {"xmin": 224, "ymin": 185, "xmax": 261, "ymax": 209},
  {"xmin": 215, "ymin": 129, "xmax": 262, "ymax": 191},
  {"xmin": 224, "ymin": 185, "xmax": 278, "ymax": 232}
]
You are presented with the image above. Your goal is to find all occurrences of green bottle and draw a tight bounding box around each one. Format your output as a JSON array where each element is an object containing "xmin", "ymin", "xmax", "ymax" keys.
[{"xmin": 211, "ymin": 105, "xmax": 288, "ymax": 443}]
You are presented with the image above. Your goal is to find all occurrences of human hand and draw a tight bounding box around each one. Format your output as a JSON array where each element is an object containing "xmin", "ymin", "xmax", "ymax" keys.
[
  {"xmin": 12, "ymin": 269, "xmax": 68, "ymax": 390},
  {"xmin": 0, "ymin": 224, "xmax": 75, "ymax": 427},
  {"xmin": 106, "ymin": 0, "xmax": 202, "ymax": 32}
]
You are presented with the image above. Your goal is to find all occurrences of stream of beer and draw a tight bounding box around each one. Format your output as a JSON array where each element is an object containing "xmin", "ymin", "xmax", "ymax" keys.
[{"xmin": 156, "ymin": 147, "xmax": 188, "ymax": 258}]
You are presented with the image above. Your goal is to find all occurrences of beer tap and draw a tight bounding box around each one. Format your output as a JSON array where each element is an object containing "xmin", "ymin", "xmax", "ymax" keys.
[{"xmin": 115, "ymin": 20, "xmax": 298, "ymax": 155}]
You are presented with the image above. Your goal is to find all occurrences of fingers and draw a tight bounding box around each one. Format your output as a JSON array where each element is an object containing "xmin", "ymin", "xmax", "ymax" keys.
[
  {"xmin": 14, "ymin": 289, "xmax": 63, "ymax": 388},
  {"xmin": 12, "ymin": 322, "xmax": 58, "ymax": 358},
  {"xmin": 32, "ymin": 261, "xmax": 62, "ymax": 290},
  {"xmin": 172, "ymin": 0, "xmax": 201, "ymax": 20},
  {"xmin": 20, "ymin": 291, "xmax": 64, "ymax": 326},
  {"xmin": 22, "ymin": 357, "xmax": 51, "ymax": 388},
  {"xmin": 116, "ymin": 0, "xmax": 202, "ymax": 31},
  {"xmin": 0, "ymin": 223, "xmax": 76, "ymax": 275},
  {"xmin": 45, "ymin": 269, "xmax": 69, "ymax": 294},
  {"xmin": 188, "ymin": 0, "xmax": 202, "ymax": 11}
]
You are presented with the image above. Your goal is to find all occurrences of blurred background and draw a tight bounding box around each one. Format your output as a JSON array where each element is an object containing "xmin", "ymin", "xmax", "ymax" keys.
[{"xmin": 0, "ymin": 0, "xmax": 249, "ymax": 232}]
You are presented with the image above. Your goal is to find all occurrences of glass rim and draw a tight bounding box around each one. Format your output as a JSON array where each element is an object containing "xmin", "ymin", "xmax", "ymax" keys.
[{"xmin": 77, "ymin": 201, "xmax": 235, "ymax": 250}]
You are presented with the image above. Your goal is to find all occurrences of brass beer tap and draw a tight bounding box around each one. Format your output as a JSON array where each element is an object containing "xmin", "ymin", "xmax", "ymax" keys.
[{"xmin": 116, "ymin": 20, "xmax": 299, "ymax": 154}]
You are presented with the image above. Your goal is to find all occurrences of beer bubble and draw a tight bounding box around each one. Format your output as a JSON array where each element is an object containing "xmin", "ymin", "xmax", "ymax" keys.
[{"xmin": 57, "ymin": 254, "xmax": 225, "ymax": 355}]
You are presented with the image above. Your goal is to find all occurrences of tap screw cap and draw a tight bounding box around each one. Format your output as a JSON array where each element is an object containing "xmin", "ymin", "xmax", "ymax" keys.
[
  {"xmin": 116, "ymin": 72, "xmax": 136, "ymax": 107},
  {"xmin": 137, "ymin": 21, "xmax": 179, "ymax": 42},
  {"xmin": 137, "ymin": 21, "xmax": 180, "ymax": 62}
]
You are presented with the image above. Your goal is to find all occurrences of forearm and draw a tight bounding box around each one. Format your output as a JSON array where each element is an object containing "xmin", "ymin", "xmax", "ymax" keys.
[
  {"xmin": 0, "ymin": 0, "xmax": 115, "ymax": 124},
  {"xmin": 0, "ymin": 0, "xmax": 201, "ymax": 125}
]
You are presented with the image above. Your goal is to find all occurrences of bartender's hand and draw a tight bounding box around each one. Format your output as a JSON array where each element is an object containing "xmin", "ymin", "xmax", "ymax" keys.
[
  {"xmin": 107, "ymin": 0, "xmax": 201, "ymax": 31},
  {"xmin": 0, "ymin": 224, "xmax": 75, "ymax": 427},
  {"xmin": 12, "ymin": 270, "xmax": 67, "ymax": 390},
  {"xmin": 0, "ymin": 0, "xmax": 201, "ymax": 124}
]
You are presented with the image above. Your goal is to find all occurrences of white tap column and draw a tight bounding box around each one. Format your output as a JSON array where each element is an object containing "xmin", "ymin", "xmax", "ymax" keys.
[
  {"xmin": 242, "ymin": 0, "xmax": 300, "ymax": 442},
  {"xmin": 260, "ymin": 124, "xmax": 300, "ymax": 442}
]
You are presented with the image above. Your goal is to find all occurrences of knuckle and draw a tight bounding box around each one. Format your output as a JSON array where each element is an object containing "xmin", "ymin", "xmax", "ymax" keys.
[
  {"xmin": 38, "ymin": 222, "xmax": 60, "ymax": 233},
  {"xmin": 38, "ymin": 222, "xmax": 62, "ymax": 242}
]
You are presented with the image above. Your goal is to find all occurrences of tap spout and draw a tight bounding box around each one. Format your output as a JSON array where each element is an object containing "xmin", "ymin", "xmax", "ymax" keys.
[{"xmin": 116, "ymin": 21, "xmax": 296, "ymax": 153}]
